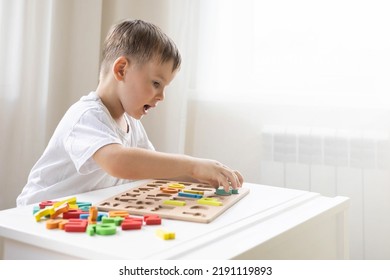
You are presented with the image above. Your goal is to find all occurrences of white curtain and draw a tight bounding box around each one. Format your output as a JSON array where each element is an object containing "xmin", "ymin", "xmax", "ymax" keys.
[
  {"xmin": 182, "ymin": 0, "xmax": 390, "ymax": 260},
  {"xmin": 0, "ymin": 0, "xmax": 191, "ymax": 208},
  {"xmin": 0, "ymin": 0, "xmax": 102, "ymax": 211}
]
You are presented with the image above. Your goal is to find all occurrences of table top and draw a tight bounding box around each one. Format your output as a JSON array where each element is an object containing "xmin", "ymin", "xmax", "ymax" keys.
[{"xmin": 0, "ymin": 180, "xmax": 349, "ymax": 259}]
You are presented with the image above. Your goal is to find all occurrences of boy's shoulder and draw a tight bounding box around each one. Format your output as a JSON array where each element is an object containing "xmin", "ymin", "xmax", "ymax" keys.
[
  {"xmin": 68, "ymin": 92, "xmax": 104, "ymax": 114},
  {"xmin": 58, "ymin": 92, "xmax": 109, "ymax": 127},
  {"xmin": 76, "ymin": 91, "xmax": 101, "ymax": 107}
]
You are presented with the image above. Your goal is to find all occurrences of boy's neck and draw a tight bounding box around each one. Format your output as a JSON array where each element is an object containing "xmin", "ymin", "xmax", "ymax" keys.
[{"xmin": 95, "ymin": 80, "xmax": 124, "ymax": 122}]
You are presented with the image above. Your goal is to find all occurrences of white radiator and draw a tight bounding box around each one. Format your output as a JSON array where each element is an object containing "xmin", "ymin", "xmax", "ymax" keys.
[{"xmin": 260, "ymin": 125, "xmax": 390, "ymax": 259}]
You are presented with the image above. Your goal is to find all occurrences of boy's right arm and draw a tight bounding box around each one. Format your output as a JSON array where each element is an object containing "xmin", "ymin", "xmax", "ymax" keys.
[{"xmin": 93, "ymin": 143, "xmax": 243, "ymax": 191}]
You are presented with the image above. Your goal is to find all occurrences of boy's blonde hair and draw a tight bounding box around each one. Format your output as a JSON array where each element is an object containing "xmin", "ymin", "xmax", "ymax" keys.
[{"xmin": 100, "ymin": 19, "xmax": 181, "ymax": 76}]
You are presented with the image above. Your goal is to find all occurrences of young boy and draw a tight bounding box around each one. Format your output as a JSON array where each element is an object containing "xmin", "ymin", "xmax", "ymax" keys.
[{"xmin": 16, "ymin": 19, "xmax": 243, "ymax": 206}]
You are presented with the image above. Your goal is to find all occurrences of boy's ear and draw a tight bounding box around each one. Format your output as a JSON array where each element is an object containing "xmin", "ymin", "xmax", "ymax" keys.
[{"xmin": 112, "ymin": 56, "xmax": 129, "ymax": 81}]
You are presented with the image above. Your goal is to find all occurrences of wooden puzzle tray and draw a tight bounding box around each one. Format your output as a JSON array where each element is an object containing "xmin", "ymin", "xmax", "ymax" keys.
[{"xmin": 96, "ymin": 180, "xmax": 250, "ymax": 223}]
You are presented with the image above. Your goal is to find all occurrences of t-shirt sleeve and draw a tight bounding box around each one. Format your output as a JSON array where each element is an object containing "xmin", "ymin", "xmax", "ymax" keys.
[{"xmin": 64, "ymin": 109, "xmax": 122, "ymax": 175}]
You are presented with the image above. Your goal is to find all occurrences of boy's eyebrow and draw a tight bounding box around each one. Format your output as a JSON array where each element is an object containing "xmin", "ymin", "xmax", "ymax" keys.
[
  {"xmin": 155, "ymin": 74, "xmax": 168, "ymax": 84},
  {"xmin": 154, "ymin": 74, "xmax": 164, "ymax": 81}
]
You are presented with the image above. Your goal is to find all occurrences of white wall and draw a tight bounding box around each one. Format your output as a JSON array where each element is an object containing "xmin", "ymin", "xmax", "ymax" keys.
[{"xmin": 184, "ymin": 99, "xmax": 390, "ymax": 259}]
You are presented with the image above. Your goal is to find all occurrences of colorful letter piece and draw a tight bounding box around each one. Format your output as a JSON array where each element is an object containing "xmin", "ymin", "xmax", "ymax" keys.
[
  {"xmin": 88, "ymin": 206, "xmax": 98, "ymax": 224},
  {"xmin": 64, "ymin": 219, "xmax": 88, "ymax": 232},
  {"xmin": 102, "ymin": 216, "xmax": 124, "ymax": 226},
  {"xmin": 78, "ymin": 206, "xmax": 91, "ymax": 212},
  {"xmin": 39, "ymin": 200, "xmax": 57, "ymax": 209},
  {"xmin": 62, "ymin": 209, "xmax": 89, "ymax": 219},
  {"xmin": 46, "ymin": 219, "xmax": 66, "ymax": 230},
  {"xmin": 163, "ymin": 200, "xmax": 186, "ymax": 206},
  {"xmin": 197, "ymin": 197, "xmax": 222, "ymax": 206},
  {"xmin": 33, "ymin": 205, "xmax": 41, "ymax": 215},
  {"xmin": 182, "ymin": 189, "xmax": 204, "ymax": 195},
  {"xmin": 86, "ymin": 224, "xmax": 117, "ymax": 235},
  {"xmin": 178, "ymin": 192, "xmax": 203, "ymax": 199},
  {"xmin": 108, "ymin": 210, "xmax": 129, "ymax": 218},
  {"xmin": 34, "ymin": 207, "xmax": 55, "ymax": 222},
  {"xmin": 215, "ymin": 188, "xmax": 232, "ymax": 196},
  {"xmin": 76, "ymin": 201, "xmax": 92, "ymax": 208},
  {"xmin": 50, "ymin": 203, "xmax": 70, "ymax": 219},
  {"xmin": 36, "ymin": 197, "xmax": 174, "ymax": 239},
  {"xmin": 124, "ymin": 216, "xmax": 143, "ymax": 223},
  {"xmin": 80, "ymin": 214, "xmax": 89, "ymax": 220},
  {"xmin": 97, "ymin": 212, "xmax": 108, "ymax": 221},
  {"xmin": 168, "ymin": 183, "xmax": 185, "ymax": 189},
  {"xmin": 121, "ymin": 220, "xmax": 142, "ymax": 230},
  {"xmin": 53, "ymin": 197, "xmax": 77, "ymax": 209},
  {"xmin": 160, "ymin": 187, "xmax": 180, "ymax": 194},
  {"xmin": 95, "ymin": 224, "xmax": 116, "ymax": 235},
  {"xmin": 155, "ymin": 229, "xmax": 175, "ymax": 240},
  {"xmin": 58, "ymin": 220, "xmax": 69, "ymax": 230},
  {"xmin": 86, "ymin": 224, "xmax": 96, "ymax": 236},
  {"xmin": 144, "ymin": 215, "xmax": 162, "ymax": 225}
]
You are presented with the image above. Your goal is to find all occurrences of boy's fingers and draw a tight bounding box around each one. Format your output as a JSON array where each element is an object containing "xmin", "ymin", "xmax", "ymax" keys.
[
  {"xmin": 222, "ymin": 170, "xmax": 240, "ymax": 190},
  {"xmin": 219, "ymin": 176, "xmax": 231, "ymax": 192},
  {"xmin": 234, "ymin": 170, "xmax": 244, "ymax": 186}
]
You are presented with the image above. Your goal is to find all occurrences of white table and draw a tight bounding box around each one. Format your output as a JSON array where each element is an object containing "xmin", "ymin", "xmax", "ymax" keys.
[{"xmin": 0, "ymin": 180, "xmax": 350, "ymax": 259}]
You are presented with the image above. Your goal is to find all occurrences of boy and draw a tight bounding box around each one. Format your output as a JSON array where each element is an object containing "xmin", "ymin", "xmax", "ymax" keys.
[{"xmin": 16, "ymin": 19, "xmax": 243, "ymax": 206}]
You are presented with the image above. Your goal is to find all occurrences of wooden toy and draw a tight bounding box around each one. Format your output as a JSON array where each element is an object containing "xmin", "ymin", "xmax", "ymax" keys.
[
  {"xmin": 197, "ymin": 197, "xmax": 223, "ymax": 206},
  {"xmin": 95, "ymin": 224, "xmax": 116, "ymax": 235},
  {"xmin": 155, "ymin": 228, "xmax": 175, "ymax": 240},
  {"xmin": 39, "ymin": 200, "xmax": 57, "ymax": 209},
  {"xmin": 121, "ymin": 220, "xmax": 142, "ymax": 230},
  {"xmin": 88, "ymin": 206, "xmax": 98, "ymax": 224},
  {"xmin": 58, "ymin": 220, "xmax": 69, "ymax": 230},
  {"xmin": 64, "ymin": 219, "xmax": 88, "ymax": 232},
  {"xmin": 77, "ymin": 202, "xmax": 92, "ymax": 208},
  {"xmin": 108, "ymin": 210, "xmax": 129, "ymax": 218},
  {"xmin": 144, "ymin": 215, "xmax": 161, "ymax": 225},
  {"xmin": 125, "ymin": 216, "xmax": 143, "ymax": 223},
  {"xmin": 96, "ymin": 180, "xmax": 249, "ymax": 223},
  {"xmin": 102, "ymin": 216, "xmax": 124, "ymax": 226},
  {"xmin": 87, "ymin": 224, "xmax": 96, "ymax": 236},
  {"xmin": 215, "ymin": 188, "xmax": 232, "ymax": 196},
  {"xmin": 33, "ymin": 205, "xmax": 41, "ymax": 215},
  {"xmin": 34, "ymin": 207, "xmax": 55, "ymax": 222},
  {"xmin": 46, "ymin": 219, "xmax": 66, "ymax": 229},
  {"xmin": 86, "ymin": 224, "xmax": 116, "ymax": 235},
  {"xmin": 51, "ymin": 203, "xmax": 69, "ymax": 219},
  {"xmin": 62, "ymin": 209, "xmax": 89, "ymax": 219},
  {"xmin": 97, "ymin": 212, "xmax": 108, "ymax": 221},
  {"xmin": 53, "ymin": 197, "xmax": 77, "ymax": 208}
]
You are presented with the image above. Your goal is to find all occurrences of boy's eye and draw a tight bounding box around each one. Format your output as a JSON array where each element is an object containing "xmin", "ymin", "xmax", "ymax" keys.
[{"xmin": 153, "ymin": 81, "xmax": 160, "ymax": 88}]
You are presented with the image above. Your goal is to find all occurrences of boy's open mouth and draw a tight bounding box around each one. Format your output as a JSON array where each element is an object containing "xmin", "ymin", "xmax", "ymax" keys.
[{"xmin": 143, "ymin": 104, "xmax": 151, "ymax": 113}]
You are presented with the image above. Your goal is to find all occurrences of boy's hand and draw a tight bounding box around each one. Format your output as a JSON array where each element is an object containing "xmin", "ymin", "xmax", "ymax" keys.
[{"xmin": 191, "ymin": 158, "xmax": 244, "ymax": 192}]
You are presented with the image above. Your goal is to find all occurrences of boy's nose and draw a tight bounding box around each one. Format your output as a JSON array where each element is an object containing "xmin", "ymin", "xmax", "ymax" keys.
[{"xmin": 156, "ymin": 90, "xmax": 165, "ymax": 101}]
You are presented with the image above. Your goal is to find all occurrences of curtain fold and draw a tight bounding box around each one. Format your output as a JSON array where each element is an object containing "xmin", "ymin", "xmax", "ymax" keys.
[
  {"xmin": 141, "ymin": 0, "xmax": 200, "ymax": 154},
  {"xmin": 0, "ymin": 0, "xmax": 102, "ymax": 210}
]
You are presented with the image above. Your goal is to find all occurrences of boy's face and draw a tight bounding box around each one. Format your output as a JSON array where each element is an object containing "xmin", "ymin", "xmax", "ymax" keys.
[{"xmin": 118, "ymin": 58, "xmax": 177, "ymax": 120}]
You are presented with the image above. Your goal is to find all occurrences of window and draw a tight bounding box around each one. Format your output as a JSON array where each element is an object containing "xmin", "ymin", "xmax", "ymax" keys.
[{"xmin": 194, "ymin": 0, "xmax": 390, "ymax": 108}]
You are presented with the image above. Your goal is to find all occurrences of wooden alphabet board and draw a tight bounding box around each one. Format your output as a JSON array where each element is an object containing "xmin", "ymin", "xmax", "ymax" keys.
[{"xmin": 96, "ymin": 180, "xmax": 250, "ymax": 223}]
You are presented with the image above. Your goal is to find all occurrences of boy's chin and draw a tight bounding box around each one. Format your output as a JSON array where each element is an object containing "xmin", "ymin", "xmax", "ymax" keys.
[
  {"xmin": 126, "ymin": 111, "xmax": 144, "ymax": 120},
  {"xmin": 134, "ymin": 113, "xmax": 145, "ymax": 120}
]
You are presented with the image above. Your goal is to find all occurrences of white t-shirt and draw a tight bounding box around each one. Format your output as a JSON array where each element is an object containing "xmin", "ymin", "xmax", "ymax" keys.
[{"xmin": 17, "ymin": 92, "xmax": 154, "ymax": 206}]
